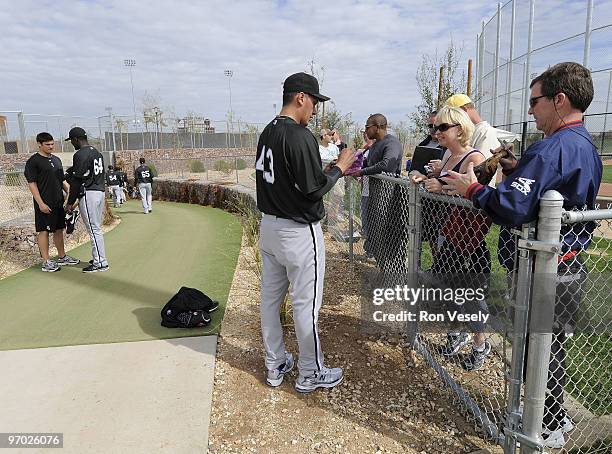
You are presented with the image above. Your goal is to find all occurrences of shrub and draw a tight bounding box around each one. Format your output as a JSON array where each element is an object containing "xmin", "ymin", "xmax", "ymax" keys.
[
  {"xmin": 148, "ymin": 163, "xmax": 158, "ymax": 177},
  {"xmin": 189, "ymin": 160, "xmax": 206, "ymax": 173},
  {"xmin": 235, "ymin": 158, "xmax": 247, "ymax": 170},
  {"xmin": 213, "ymin": 160, "xmax": 233, "ymax": 175}
]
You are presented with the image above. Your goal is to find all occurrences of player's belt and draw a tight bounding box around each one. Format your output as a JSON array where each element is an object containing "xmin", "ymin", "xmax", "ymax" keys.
[{"xmin": 262, "ymin": 213, "xmax": 291, "ymax": 220}]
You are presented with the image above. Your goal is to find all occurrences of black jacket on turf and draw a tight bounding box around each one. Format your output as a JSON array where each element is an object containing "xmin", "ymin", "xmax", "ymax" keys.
[
  {"xmin": 255, "ymin": 116, "xmax": 342, "ymax": 224},
  {"xmin": 160, "ymin": 287, "xmax": 218, "ymax": 328},
  {"xmin": 134, "ymin": 165, "xmax": 153, "ymax": 184},
  {"xmin": 24, "ymin": 153, "xmax": 65, "ymax": 207},
  {"xmin": 67, "ymin": 145, "xmax": 105, "ymax": 205}
]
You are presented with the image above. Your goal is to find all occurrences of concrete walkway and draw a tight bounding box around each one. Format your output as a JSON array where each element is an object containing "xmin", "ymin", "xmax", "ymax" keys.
[{"xmin": 0, "ymin": 336, "xmax": 217, "ymax": 453}]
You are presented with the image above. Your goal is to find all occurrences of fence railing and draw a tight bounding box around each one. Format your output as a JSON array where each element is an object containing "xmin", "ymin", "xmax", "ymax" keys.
[
  {"xmin": 494, "ymin": 112, "xmax": 612, "ymax": 158},
  {"xmin": 323, "ymin": 173, "xmax": 612, "ymax": 453}
]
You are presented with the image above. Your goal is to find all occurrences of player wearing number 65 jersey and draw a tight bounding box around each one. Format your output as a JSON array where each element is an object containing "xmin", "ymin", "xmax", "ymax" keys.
[
  {"xmin": 66, "ymin": 127, "xmax": 109, "ymax": 273},
  {"xmin": 134, "ymin": 157, "xmax": 154, "ymax": 214},
  {"xmin": 256, "ymin": 72, "xmax": 356, "ymax": 393}
]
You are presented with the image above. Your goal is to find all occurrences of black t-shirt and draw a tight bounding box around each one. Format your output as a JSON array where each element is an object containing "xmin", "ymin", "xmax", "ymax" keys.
[
  {"xmin": 256, "ymin": 116, "xmax": 341, "ymax": 224},
  {"xmin": 106, "ymin": 170, "xmax": 120, "ymax": 186},
  {"xmin": 24, "ymin": 153, "xmax": 65, "ymax": 207},
  {"xmin": 67, "ymin": 145, "xmax": 105, "ymax": 204},
  {"xmin": 135, "ymin": 165, "xmax": 153, "ymax": 183}
]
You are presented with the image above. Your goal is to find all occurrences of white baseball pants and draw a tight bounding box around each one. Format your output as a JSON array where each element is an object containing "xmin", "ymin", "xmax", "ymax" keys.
[
  {"xmin": 79, "ymin": 190, "xmax": 108, "ymax": 267},
  {"xmin": 138, "ymin": 182, "xmax": 152, "ymax": 213},
  {"xmin": 259, "ymin": 214, "xmax": 325, "ymax": 376},
  {"xmin": 109, "ymin": 185, "xmax": 122, "ymax": 206}
]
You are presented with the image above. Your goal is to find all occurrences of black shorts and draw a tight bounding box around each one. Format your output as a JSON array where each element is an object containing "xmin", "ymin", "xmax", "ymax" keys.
[{"xmin": 34, "ymin": 205, "xmax": 66, "ymax": 233}]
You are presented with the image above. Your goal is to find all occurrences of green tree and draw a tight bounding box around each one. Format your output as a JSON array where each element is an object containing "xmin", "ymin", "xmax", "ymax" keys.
[
  {"xmin": 389, "ymin": 120, "xmax": 413, "ymax": 151},
  {"xmin": 242, "ymin": 123, "xmax": 260, "ymax": 149},
  {"xmin": 321, "ymin": 101, "xmax": 355, "ymax": 144},
  {"xmin": 352, "ymin": 128, "xmax": 364, "ymax": 150},
  {"xmin": 409, "ymin": 41, "xmax": 467, "ymax": 138}
]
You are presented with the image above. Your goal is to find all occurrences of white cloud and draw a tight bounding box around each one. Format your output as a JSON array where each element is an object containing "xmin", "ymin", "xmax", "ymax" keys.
[{"xmin": 13, "ymin": 0, "xmax": 607, "ymax": 136}]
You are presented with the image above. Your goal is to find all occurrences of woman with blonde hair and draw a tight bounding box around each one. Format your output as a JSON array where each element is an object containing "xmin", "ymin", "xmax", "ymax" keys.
[
  {"xmin": 411, "ymin": 105, "xmax": 493, "ymax": 371},
  {"xmin": 411, "ymin": 105, "xmax": 483, "ymax": 189}
]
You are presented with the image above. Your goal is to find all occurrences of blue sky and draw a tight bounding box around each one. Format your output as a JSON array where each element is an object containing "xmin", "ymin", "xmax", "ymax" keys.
[{"xmin": 3, "ymin": 0, "xmax": 609, "ymax": 133}]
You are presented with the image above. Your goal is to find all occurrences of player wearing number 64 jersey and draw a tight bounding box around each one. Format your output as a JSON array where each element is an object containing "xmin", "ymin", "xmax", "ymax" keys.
[
  {"xmin": 65, "ymin": 127, "xmax": 109, "ymax": 273},
  {"xmin": 256, "ymin": 72, "xmax": 356, "ymax": 392}
]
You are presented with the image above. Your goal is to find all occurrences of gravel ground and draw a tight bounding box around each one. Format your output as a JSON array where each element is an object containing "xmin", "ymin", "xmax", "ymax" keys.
[{"xmin": 208, "ymin": 231, "xmax": 503, "ymax": 454}]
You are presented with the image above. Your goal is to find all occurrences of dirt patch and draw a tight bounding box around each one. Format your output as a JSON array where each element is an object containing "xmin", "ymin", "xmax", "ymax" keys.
[{"xmin": 208, "ymin": 232, "xmax": 503, "ymax": 453}]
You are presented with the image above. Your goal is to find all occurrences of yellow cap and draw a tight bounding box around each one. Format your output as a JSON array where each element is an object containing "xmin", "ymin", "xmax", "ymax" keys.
[{"xmin": 445, "ymin": 93, "xmax": 473, "ymax": 107}]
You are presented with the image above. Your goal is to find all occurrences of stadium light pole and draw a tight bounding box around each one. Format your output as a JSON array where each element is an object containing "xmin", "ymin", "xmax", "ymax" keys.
[
  {"xmin": 224, "ymin": 69, "xmax": 234, "ymax": 146},
  {"xmin": 124, "ymin": 59, "xmax": 137, "ymax": 122}
]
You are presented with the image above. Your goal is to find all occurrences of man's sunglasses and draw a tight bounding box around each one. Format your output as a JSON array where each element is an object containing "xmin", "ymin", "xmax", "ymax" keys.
[
  {"xmin": 433, "ymin": 123, "xmax": 460, "ymax": 133},
  {"xmin": 529, "ymin": 94, "xmax": 549, "ymax": 108}
]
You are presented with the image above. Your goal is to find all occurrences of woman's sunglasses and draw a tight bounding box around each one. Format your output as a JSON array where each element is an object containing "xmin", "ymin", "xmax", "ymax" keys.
[{"xmin": 433, "ymin": 123, "xmax": 460, "ymax": 133}]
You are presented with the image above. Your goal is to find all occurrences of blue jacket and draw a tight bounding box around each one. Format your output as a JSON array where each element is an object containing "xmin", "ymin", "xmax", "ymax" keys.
[{"xmin": 467, "ymin": 121, "xmax": 602, "ymax": 269}]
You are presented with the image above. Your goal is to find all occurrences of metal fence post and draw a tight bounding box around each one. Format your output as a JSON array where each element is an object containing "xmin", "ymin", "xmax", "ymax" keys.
[
  {"xmin": 506, "ymin": 0, "xmax": 517, "ymax": 126},
  {"xmin": 602, "ymin": 71, "xmax": 612, "ymax": 153},
  {"xmin": 475, "ymin": 33, "xmax": 480, "ymax": 100},
  {"xmin": 235, "ymin": 157, "xmax": 239, "ymax": 184},
  {"xmin": 583, "ymin": 0, "xmax": 594, "ymax": 68},
  {"xmin": 521, "ymin": 190, "xmax": 564, "ymax": 454},
  {"xmin": 492, "ymin": 3, "xmax": 502, "ymax": 125},
  {"xmin": 522, "ymin": 0, "xmax": 535, "ymax": 122},
  {"xmin": 17, "ymin": 111, "xmax": 28, "ymax": 154},
  {"xmin": 406, "ymin": 182, "xmax": 420, "ymax": 276},
  {"xmin": 348, "ymin": 178, "xmax": 354, "ymax": 262},
  {"xmin": 405, "ymin": 181, "xmax": 421, "ymax": 345},
  {"xmin": 520, "ymin": 121, "xmax": 528, "ymax": 154},
  {"xmin": 503, "ymin": 223, "xmax": 536, "ymax": 454},
  {"xmin": 478, "ymin": 21, "xmax": 485, "ymax": 111}
]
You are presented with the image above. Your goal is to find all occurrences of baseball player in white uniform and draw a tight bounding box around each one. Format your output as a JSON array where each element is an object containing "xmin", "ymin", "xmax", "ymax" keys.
[{"xmin": 134, "ymin": 157, "xmax": 154, "ymax": 213}]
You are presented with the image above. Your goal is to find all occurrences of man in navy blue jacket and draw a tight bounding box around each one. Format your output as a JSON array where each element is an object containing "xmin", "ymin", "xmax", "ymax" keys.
[{"xmin": 444, "ymin": 62, "xmax": 602, "ymax": 449}]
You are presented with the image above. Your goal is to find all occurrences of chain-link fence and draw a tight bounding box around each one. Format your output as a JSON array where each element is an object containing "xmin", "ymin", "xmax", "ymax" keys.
[
  {"xmin": 99, "ymin": 116, "xmax": 265, "ymax": 152},
  {"xmin": 0, "ymin": 172, "xmax": 32, "ymax": 227},
  {"xmin": 475, "ymin": 0, "xmax": 612, "ymax": 121},
  {"xmin": 0, "ymin": 111, "xmax": 104, "ymax": 155},
  {"xmin": 475, "ymin": 0, "xmax": 612, "ymax": 156},
  {"xmin": 0, "ymin": 110, "xmax": 266, "ymax": 156},
  {"xmin": 494, "ymin": 111, "xmax": 612, "ymax": 159},
  {"xmin": 540, "ymin": 205, "xmax": 612, "ymax": 453},
  {"xmin": 150, "ymin": 155, "xmax": 257, "ymax": 190},
  {"xmin": 322, "ymin": 172, "xmax": 612, "ymax": 453}
]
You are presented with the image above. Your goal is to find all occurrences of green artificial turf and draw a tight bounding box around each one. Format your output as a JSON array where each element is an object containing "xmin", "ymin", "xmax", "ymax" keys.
[
  {"xmin": 602, "ymin": 164, "xmax": 612, "ymax": 185},
  {"xmin": 0, "ymin": 200, "xmax": 242, "ymax": 350}
]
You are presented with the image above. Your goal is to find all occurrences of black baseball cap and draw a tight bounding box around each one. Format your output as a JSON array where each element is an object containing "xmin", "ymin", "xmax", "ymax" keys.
[
  {"xmin": 65, "ymin": 126, "xmax": 87, "ymax": 141},
  {"xmin": 283, "ymin": 72, "xmax": 330, "ymax": 102}
]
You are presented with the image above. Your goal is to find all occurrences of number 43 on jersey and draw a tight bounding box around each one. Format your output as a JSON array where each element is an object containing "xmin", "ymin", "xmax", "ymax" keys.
[{"xmin": 256, "ymin": 145, "xmax": 275, "ymax": 183}]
